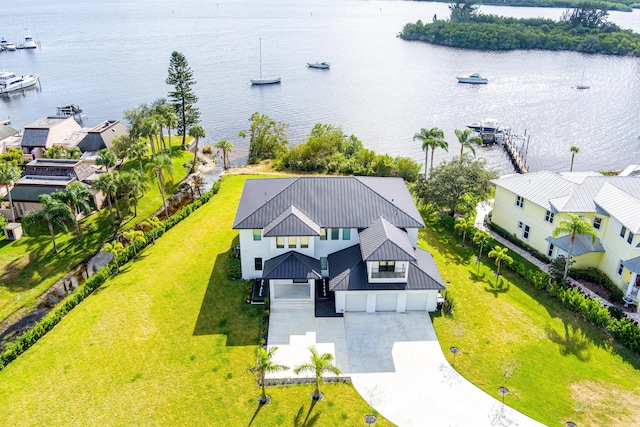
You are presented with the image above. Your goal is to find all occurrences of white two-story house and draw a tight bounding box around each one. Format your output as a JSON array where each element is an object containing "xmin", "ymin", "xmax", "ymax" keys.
[{"xmin": 232, "ymin": 176, "xmax": 445, "ymax": 313}]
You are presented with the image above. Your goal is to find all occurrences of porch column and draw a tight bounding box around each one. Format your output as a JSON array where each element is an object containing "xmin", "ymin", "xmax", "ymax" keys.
[{"xmin": 628, "ymin": 272, "xmax": 637, "ymax": 296}]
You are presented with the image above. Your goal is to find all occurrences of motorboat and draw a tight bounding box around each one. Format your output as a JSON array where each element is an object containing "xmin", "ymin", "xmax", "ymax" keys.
[
  {"xmin": 457, "ymin": 72, "xmax": 488, "ymax": 84},
  {"xmin": 250, "ymin": 37, "xmax": 280, "ymax": 86},
  {"xmin": 307, "ymin": 61, "xmax": 330, "ymax": 69},
  {"xmin": 0, "ymin": 71, "xmax": 39, "ymax": 94},
  {"xmin": 0, "ymin": 38, "xmax": 17, "ymax": 51},
  {"xmin": 467, "ymin": 118, "xmax": 503, "ymax": 134},
  {"xmin": 19, "ymin": 30, "xmax": 37, "ymax": 49}
]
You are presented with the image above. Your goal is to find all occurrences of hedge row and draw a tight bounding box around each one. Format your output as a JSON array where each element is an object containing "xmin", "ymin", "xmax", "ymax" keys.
[
  {"xmin": 569, "ymin": 266, "xmax": 625, "ymax": 302},
  {"xmin": 0, "ymin": 181, "xmax": 221, "ymax": 371}
]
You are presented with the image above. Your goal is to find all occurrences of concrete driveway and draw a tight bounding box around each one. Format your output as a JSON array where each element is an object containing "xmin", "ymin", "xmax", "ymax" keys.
[{"xmin": 268, "ymin": 307, "xmax": 546, "ymax": 427}]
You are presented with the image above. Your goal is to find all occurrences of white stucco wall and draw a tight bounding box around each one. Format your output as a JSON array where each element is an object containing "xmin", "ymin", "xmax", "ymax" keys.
[{"xmin": 335, "ymin": 290, "xmax": 438, "ymax": 313}]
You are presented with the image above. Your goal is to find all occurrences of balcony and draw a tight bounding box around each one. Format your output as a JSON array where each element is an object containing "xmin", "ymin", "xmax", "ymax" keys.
[{"xmin": 371, "ymin": 268, "xmax": 406, "ymax": 279}]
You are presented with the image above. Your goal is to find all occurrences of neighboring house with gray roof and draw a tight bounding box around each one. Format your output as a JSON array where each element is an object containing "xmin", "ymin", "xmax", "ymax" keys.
[
  {"xmin": 0, "ymin": 123, "xmax": 20, "ymax": 154},
  {"xmin": 19, "ymin": 116, "xmax": 82, "ymax": 160},
  {"xmin": 233, "ymin": 176, "xmax": 445, "ymax": 313},
  {"xmin": 76, "ymin": 120, "xmax": 129, "ymax": 153},
  {"xmin": 491, "ymin": 170, "xmax": 640, "ymax": 310}
]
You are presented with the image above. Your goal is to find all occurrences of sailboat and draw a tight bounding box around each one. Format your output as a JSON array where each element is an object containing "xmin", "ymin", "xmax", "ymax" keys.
[
  {"xmin": 250, "ymin": 37, "xmax": 280, "ymax": 86},
  {"xmin": 576, "ymin": 69, "xmax": 590, "ymax": 90}
]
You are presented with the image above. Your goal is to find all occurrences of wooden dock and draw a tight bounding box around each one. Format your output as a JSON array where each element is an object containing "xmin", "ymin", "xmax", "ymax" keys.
[{"xmin": 496, "ymin": 131, "xmax": 529, "ymax": 174}]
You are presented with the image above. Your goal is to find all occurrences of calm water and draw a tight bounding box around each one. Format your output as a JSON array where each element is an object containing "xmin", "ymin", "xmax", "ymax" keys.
[{"xmin": 1, "ymin": 0, "xmax": 639, "ymax": 174}]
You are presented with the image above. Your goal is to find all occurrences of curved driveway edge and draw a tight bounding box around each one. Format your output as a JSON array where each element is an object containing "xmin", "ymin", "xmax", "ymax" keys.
[{"xmin": 345, "ymin": 312, "xmax": 547, "ymax": 427}]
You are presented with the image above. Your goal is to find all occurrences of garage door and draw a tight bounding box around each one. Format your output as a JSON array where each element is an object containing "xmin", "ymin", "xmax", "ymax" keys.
[
  {"xmin": 345, "ymin": 294, "xmax": 367, "ymax": 312},
  {"xmin": 406, "ymin": 293, "xmax": 428, "ymax": 311},
  {"xmin": 375, "ymin": 293, "xmax": 398, "ymax": 312}
]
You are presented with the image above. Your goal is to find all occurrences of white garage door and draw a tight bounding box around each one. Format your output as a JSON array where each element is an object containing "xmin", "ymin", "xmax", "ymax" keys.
[
  {"xmin": 376, "ymin": 293, "xmax": 398, "ymax": 312},
  {"xmin": 345, "ymin": 294, "xmax": 367, "ymax": 312},
  {"xmin": 406, "ymin": 293, "xmax": 428, "ymax": 311}
]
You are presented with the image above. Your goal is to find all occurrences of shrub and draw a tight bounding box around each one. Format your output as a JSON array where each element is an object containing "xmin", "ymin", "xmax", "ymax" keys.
[
  {"xmin": 226, "ymin": 255, "xmax": 242, "ymax": 279},
  {"xmin": 202, "ymin": 145, "xmax": 213, "ymax": 155},
  {"xmin": 488, "ymin": 222, "xmax": 550, "ymax": 262},
  {"xmin": 570, "ymin": 267, "xmax": 624, "ymax": 302},
  {"xmin": 607, "ymin": 305, "xmax": 625, "ymax": 320}
]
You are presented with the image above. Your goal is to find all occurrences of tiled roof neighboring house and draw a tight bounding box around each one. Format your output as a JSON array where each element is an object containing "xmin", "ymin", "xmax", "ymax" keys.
[{"xmin": 234, "ymin": 176, "xmax": 425, "ymax": 230}]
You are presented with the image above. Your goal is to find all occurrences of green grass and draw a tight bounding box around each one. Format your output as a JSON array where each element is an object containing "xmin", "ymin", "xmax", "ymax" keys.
[
  {"xmin": 423, "ymin": 226, "xmax": 640, "ymax": 427},
  {"xmin": 0, "ymin": 141, "xmax": 192, "ymax": 326},
  {"xmin": 0, "ymin": 174, "xmax": 391, "ymax": 427}
]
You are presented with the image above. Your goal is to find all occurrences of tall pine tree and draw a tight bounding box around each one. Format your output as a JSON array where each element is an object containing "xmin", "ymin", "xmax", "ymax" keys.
[{"xmin": 166, "ymin": 51, "xmax": 200, "ymax": 148}]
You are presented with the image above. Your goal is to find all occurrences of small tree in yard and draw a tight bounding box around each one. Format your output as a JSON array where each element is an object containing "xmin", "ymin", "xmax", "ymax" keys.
[
  {"xmin": 141, "ymin": 217, "xmax": 164, "ymax": 244},
  {"xmin": 552, "ymin": 213, "xmax": 597, "ymax": 283},
  {"xmin": 454, "ymin": 217, "xmax": 473, "ymax": 246},
  {"xmin": 22, "ymin": 194, "xmax": 75, "ymax": 254},
  {"xmin": 122, "ymin": 229, "xmax": 146, "ymax": 258},
  {"xmin": 294, "ymin": 346, "xmax": 341, "ymax": 401},
  {"xmin": 166, "ymin": 51, "xmax": 200, "ymax": 147},
  {"xmin": 473, "ymin": 229, "xmax": 491, "ymax": 261},
  {"xmin": 188, "ymin": 124, "xmax": 206, "ymax": 172},
  {"xmin": 248, "ymin": 346, "xmax": 289, "ymax": 405},
  {"xmin": 488, "ymin": 245, "xmax": 513, "ymax": 276},
  {"xmin": 0, "ymin": 161, "xmax": 21, "ymax": 222},
  {"xmin": 103, "ymin": 241, "xmax": 125, "ymax": 272},
  {"xmin": 54, "ymin": 182, "xmax": 94, "ymax": 242}
]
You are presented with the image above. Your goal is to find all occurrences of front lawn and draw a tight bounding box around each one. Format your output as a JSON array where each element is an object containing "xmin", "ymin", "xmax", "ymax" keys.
[
  {"xmin": 424, "ymin": 225, "xmax": 640, "ymax": 427},
  {"xmin": 0, "ymin": 174, "xmax": 391, "ymax": 426}
]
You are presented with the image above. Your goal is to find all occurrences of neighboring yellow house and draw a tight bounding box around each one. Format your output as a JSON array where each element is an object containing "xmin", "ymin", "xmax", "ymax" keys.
[{"xmin": 491, "ymin": 167, "xmax": 640, "ymax": 303}]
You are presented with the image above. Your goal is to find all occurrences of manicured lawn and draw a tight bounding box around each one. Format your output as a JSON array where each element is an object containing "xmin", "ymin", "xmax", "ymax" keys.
[
  {"xmin": 0, "ymin": 174, "xmax": 391, "ymax": 426},
  {"xmin": 423, "ymin": 225, "xmax": 640, "ymax": 427},
  {"xmin": 0, "ymin": 143, "xmax": 192, "ymax": 326}
]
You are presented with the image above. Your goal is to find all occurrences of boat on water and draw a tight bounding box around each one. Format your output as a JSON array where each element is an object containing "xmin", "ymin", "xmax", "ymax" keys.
[
  {"xmin": 19, "ymin": 30, "xmax": 37, "ymax": 49},
  {"xmin": 457, "ymin": 72, "xmax": 488, "ymax": 84},
  {"xmin": 467, "ymin": 118, "xmax": 503, "ymax": 134},
  {"xmin": 307, "ymin": 61, "xmax": 330, "ymax": 69},
  {"xmin": 0, "ymin": 71, "xmax": 39, "ymax": 94},
  {"xmin": 250, "ymin": 37, "xmax": 280, "ymax": 86},
  {"xmin": 0, "ymin": 38, "xmax": 17, "ymax": 51},
  {"xmin": 576, "ymin": 69, "xmax": 589, "ymax": 90}
]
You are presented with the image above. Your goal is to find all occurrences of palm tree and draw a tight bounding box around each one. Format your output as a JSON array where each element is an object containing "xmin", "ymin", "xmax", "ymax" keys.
[
  {"xmin": 96, "ymin": 149, "xmax": 117, "ymax": 172},
  {"xmin": 455, "ymin": 128, "xmax": 481, "ymax": 156},
  {"xmin": 248, "ymin": 346, "xmax": 289, "ymax": 404},
  {"xmin": 569, "ymin": 146, "xmax": 580, "ymax": 172},
  {"xmin": 67, "ymin": 147, "xmax": 82, "ymax": 160},
  {"xmin": 488, "ymin": 245, "xmax": 513, "ymax": 276},
  {"xmin": 413, "ymin": 128, "xmax": 432, "ymax": 177},
  {"xmin": 128, "ymin": 141, "xmax": 148, "ymax": 174},
  {"xmin": 553, "ymin": 213, "xmax": 597, "ymax": 282},
  {"xmin": 54, "ymin": 182, "xmax": 93, "ymax": 241},
  {"xmin": 122, "ymin": 229, "xmax": 146, "ymax": 258},
  {"xmin": 103, "ymin": 241, "xmax": 125, "ymax": 272},
  {"xmin": 293, "ymin": 346, "xmax": 341, "ymax": 400},
  {"xmin": 154, "ymin": 100, "xmax": 179, "ymax": 156},
  {"xmin": 214, "ymin": 139, "xmax": 233, "ymax": 170},
  {"xmin": 22, "ymin": 194, "xmax": 74, "ymax": 254},
  {"xmin": 454, "ymin": 217, "xmax": 473, "ymax": 245},
  {"xmin": 141, "ymin": 217, "xmax": 164, "ymax": 244},
  {"xmin": 0, "ymin": 162, "xmax": 21, "ymax": 222},
  {"xmin": 188, "ymin": 125, "xmax": 206, "ymax": 172},
  {"xmin": 145, "ymin": 154, "xmax": 174, "ymax": 220},
  {"xmin": 473, "ymin": 229, "xmax": 491, "ymax": 260},
  {"xmin": 127, "ymin": 170, "xmax": 148, "ymax": 217},
  {"xmin": 413, "ymin": 127, "xmax": 446, "ymax": 178},
  {"xmin": 92, "ymin": 173, "xmax": 118, "ymax": 229},
  {"xmin": 141, "ymin": 116, "xmax": 160, "ymax": 158}
]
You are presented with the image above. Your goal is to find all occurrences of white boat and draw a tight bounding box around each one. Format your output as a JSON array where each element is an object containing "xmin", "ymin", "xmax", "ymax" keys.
[
  {"xmin": 250, "ymin": 37, "xmax": 280, "ymax": 86},
  {"xmin": 576, "ymin": 69, "xmax": 589, "ymax": 90},
  {"xmin": 457, "ymin": 72, "xmax": 488, "ymax": 84},
  {"xmin": 20, "ymin": 30, "xmax": 37, "ymax": 49},
  {"xmin": 307, "ymin": 61, "xmax": 330, "ymax": 69},
  {"xmin": 0, "ymin": 71, "xmax": 39, "ymax": 94},
  {"xmin": 1, "ymin": 38, "xmax": 17, "ymax": 51},
  {"xmin": 467, "ymin": 118, "xmax": 503, "ymax": 134}
]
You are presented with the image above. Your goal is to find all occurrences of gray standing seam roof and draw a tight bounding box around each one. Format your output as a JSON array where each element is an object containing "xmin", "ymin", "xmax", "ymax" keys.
[
  {"xmin": 263, "ymin": 205, "xmax": 321, "ymax": 237},
  {"xmin": 233, "ymin": 177, "xmax": 424, "ymax": 230},
  {"xmin": 546, "ymin": 234, "xmax": 604, "ymax": 256},
  {"xmin": 622, "ymin": 256, "xmax": 640, "ymax": 274},
  {"xmin": 359, "ymin": 216, "xmax": 416, "ymax": 261},
  {"xmin": 262, "ymin": 251, "xmax": 322, "ymax": 280}
]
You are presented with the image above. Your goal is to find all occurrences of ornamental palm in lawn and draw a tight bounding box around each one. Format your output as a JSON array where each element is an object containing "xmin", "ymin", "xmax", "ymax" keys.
[
  {"xmin": 141, "ymin": 116, "xmax": 160, "ymax": 158},
  {"xmin": 96, "ymin": 149, "xmax": 116, "ymax": 172},
  {"xmin": 54, "ymin": 182, "xmax": 93, "ymax": 241},
  {"xmin": 488, "ymin": 245, "xmax": 513, "ymax": 276},
  {"xmin": 92, "ymin": 172, "xmax": 118, "ymax": 229},
  {"xmin": 215, "ymin": 139, "xmax": 234, "ymax": 170},
  {"xmin": 248, "ymin": 346, "xmax": 289, "ymax": 404},
  {"xmin": 122, "ymin": 229, "xmax": 146, "ymax": 258},
  {"xmin": 454, "ymin": 217, "xmax": 473, "ymax": 245},
  {"xmin": 294, "ymin": 346, "xmax": 341, "ymax": 400},
  {"xmin": 553, "ymin": 213, "xmax": 597, "ymax": 282},
  {"xmin": 455, "ymin": 128, "xmax": 481, "ymax": 156},
  {"xmin": 413, "ymin": 127, "xmax": 447, "ymax": 178},
  {"xmin": 0, "ymin": 161, "xmax": 21, "ymax": 222},
  {"xmin": 570, "ymin": 146, "xmax": 580, "ymax": 172},
  {"xmin": 473, "ymin": 229, "xmax": 491, "ymax": 260},
  {"xmin": 188, "ymin": 124, "xmax": 206, "ymax": 172},
  {"xmin": 128, "ymin": 140, "xmax": 148, "ymax": 174},
  {"xmin": 140, "ymin": 217, "xmax": 164, "ymax": 244},
  {"xmin": 145, "ymin": 154, "xmax": 174, "ymax": 220},
  {"xmin": 22, "ymin": 194, "xmax": 74, "ymax": 254},
  {"xmin": 103, "ymin": 241, "xmax": 125, "ymax": 272}
]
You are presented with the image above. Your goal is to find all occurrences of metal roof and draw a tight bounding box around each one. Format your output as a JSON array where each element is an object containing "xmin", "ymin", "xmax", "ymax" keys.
[
  {"xmin": 262, "ymin": 251, "xmax": 322, "ymax": 280},
  {"xmin": 594, "ymin": 183, "xmax": 640, "ymax": 233},
  {"xmin": 5, "ymin": 185, "xmax": 64, "ymax": 202},
  {"xmin": 233, "ymin": 176, "xmax": 424, "ymax": 230},
  {"xmin": 327, "ymin": 245, "xmax": 445, "ymax": 291},
  {"xmin": 263, "ymin": 205, "xmax": 321, "ymax": 237},
  {"xmin": 546, "ymin": 234, "xmax": 604, "ymax": 256},
  {"xmin": 492, "ymin": 171, "xmax": 574, "ymax": 210},
  {"xmin": 77, "ymin": 120, "xmax": 129, "ymax": 152},
  {"xmin": 358, "ymin": 216, "xmax": 416, "ymax": 261},
  {"xmin": 622, "ymin": 256, "xmax": 640, "ymax": 274}
]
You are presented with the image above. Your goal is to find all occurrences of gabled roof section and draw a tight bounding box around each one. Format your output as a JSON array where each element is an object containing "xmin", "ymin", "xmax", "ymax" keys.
[
  {"xmin": 594, "ymin": 182, "xmax": 640, "ymax": 233},
  {"xmin": 263, "ymin": 205, "xmax": 321, "ymax": 237},
  {"xmin": 492, "ymin": 171, "xmax": 573, "ymax": 211},
  {"xmin": 359, "ymin": 216, "xmax": 416, "ymax": 261},
  {"xmin": 233, "ymin": 176, "xmax": 424, "ymax": 230},
  {"xmin": 0, "ymin": 123, "xmax": 19, "ymax": 141},
  {"xmin": 546, "ymin": 234, "xmax": 604, "ymax": 257},
  {"xmin": 623, "ymin": 255, "xmax": 640, "ymax": 274},
  {"xmin": 21, "ymin": 117, "xmax": 81, "ymax": 148},
  {"xmin": 77, "ymin": 120, "xmax": 129, "ymax": 152},
  {"xmin": 262, "ymin": 251, "xmax": 322, "ymax": 280}
]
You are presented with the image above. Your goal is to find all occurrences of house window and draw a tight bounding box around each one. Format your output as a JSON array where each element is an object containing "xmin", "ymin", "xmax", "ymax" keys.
[
  {"xmin": 517, "ymin": 221, "xmax": 523, "ymax": 229},
  {"xmin": 522, "ymin": 224, "xmax": 530, "ymax": 240},
  {"xmin": 252, "ymin": 229, "xmax": 261, "ymax": 241},
  {"xmin": 288, "ymin": 236, "xmax": 297, "ymax": 248},
  {"xmin": 342, "ymin": 228, "xmax": 351, "ymax": 240},
  {"xmin": 300, "ymin": 236, "xmax": 309, "ymax": 248},
  {"xmin": 544, "ymin": 210, "xmax": 554, "ymax": 224},
  {"xmin": 379, "ymin": 261, "xmax": 396, "ymax": 272},
  {"xmin": 547, "ymin": 244, "xmax": 554, "ymax": 257},
  {"xmin": 628, "ymin": 233, "xmax": 634, "ymax": 245},
  {"xmin": 617, "ymin": 260, "xmax": 624, "ymax": 276},
  {"xmin": 254, "ymin": 258, "xmax": 262, "ymax": 271},
  {"xmin": 276, "ymin": 236, "xmax": 285, "ymax": 248},
  {"xmin": 620, "ymin": 225, "xmax": 627, "ymax": 238},
  {"xmin": 320, "ymin": 257, "xmax": 327, "ymax": 270},
  {"xmin": 515, "ymin": 195, "xmax": 524, "ymax": 208},
  {"xmin": 593, "ymin": 217, "xmax": 602, "ymax": 230},
  {"xmin": 293, "ymin": 278, "xmax": 308, "ymax": 283},
  {"xmin": 331, "ymin": 228, "xmax": 339, "ymax": 240},
  {"xmin": 320, "ymin": 228, "xmax": 327, "ymax": 240}
]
